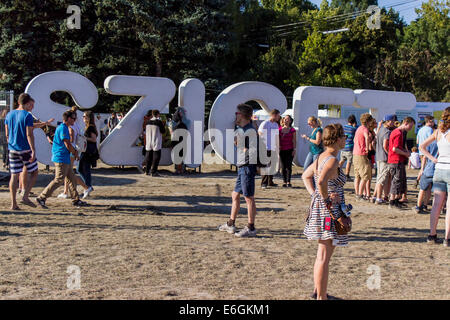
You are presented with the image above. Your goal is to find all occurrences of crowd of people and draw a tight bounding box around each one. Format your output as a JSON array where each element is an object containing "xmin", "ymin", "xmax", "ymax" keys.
[
  {"xmin": 3, "ymin": 93, "xmax": 449, "ymax": 300},
  {"xmin": 219, "ymin": 104, "xmax": 449, "ymax": 300},
  {"xmin": 3, "ymin": 93, "xmax": 197, "ymax": 210},
  {"xmin": 4, "ymin": 93, "xmax": 100, "ymax": 209}
]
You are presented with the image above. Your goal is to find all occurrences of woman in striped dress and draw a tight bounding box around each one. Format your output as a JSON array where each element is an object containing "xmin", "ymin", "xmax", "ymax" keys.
[{"xmin": 302, "ymin": 123, "xmax": 348, "ymax": 300}]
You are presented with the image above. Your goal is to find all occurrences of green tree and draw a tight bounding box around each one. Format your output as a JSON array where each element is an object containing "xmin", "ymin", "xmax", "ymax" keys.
[
  {"xmin": 0, "ymin": 0, "xmax": 232, "ymax": 114},
  {"xmin": 343, "ymin": 7, "xmax": 405, "ymax": 89},
  {"xmin": 287, "ymin": 0, "xmax": 361, "ymax": 88},
  {"xmin": 384, "ymin": 0, "xmax": 449, "ymax": 101},
  {"xmin": 330, "ymin": 0, "xmax": 378, "ymax": 13},
  {"xmin": 0, "ymin": 0, "xmax": 66, "ymax": 93}
]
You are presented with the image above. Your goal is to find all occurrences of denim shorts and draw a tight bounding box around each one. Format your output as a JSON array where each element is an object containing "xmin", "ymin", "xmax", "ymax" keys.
[
  {"xmin": 234, "ymin": 165, "xmax": 256, "ymax": 197},
  {"xmin": 419, "ymin": 174, "xmax": 433, "ymax": 191},
  {"xmin": 432, "ymin": 168, "xmax": 450, "ymax": 192}
]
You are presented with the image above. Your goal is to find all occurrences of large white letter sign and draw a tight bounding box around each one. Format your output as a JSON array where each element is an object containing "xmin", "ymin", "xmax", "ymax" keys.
[
  {"xmin": 208, "ymin": 81, "xmax": 287, "ymax": 164},
  {"xmin": 353, "ymin": 89, "xmax": 416, "ymax": 122},
  {"xmin": 178, "ymin": 79, "xmax": 205, "ymax": 167},
  {"xmin": 25, "ymin": 71, "xmax": 98, "ymax": 165},
  {"xmin": 292, "ymin": 86, "xmax": 355, "ymax": 166},
  {"xmin": 101, "ymin": 76, "xmax": 176, "ymax": 166}
]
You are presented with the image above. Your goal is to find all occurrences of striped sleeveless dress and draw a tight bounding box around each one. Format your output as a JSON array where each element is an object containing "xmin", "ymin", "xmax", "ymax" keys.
[{"xmin": 303, "ymin": 155, "xmax": 349, "ymax": 247}]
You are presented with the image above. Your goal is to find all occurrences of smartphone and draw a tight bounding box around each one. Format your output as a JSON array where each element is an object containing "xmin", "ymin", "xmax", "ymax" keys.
[{"xmin": 324, "ymin": 217, "xmax": 332, "ymax": 231}]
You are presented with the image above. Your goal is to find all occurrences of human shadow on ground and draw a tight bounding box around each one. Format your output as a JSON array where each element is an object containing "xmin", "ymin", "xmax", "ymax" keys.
[
  {"xmin": 92, "ymin": 194, "xmax": 280, "ymax": 205},
  {"xmin": 0, "ymin": 210, "xmax": 73, "ymax": 217},
  {"xmin": 110, "ymin": 203, "xmax": 284, "ymax": 216},
  {"xmin": 0, "ymin": 220, "xmax": 249, "ymax": 234},
  {"xmin": 349, "ymin": 227, "xmax": 431, "ymax": 243},
  {"xmin": 0, "ymin": 230, "xmax": 22, "ymax": 238},
  {"xmin": 28, "ymin": 170, "xmax": 137, "ymax": 188}
]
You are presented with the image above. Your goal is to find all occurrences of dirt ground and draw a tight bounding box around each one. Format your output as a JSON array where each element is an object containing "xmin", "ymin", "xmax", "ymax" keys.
[{"xmin": 0, "ymin": 160, "xmax": 448, "ymax": 300}]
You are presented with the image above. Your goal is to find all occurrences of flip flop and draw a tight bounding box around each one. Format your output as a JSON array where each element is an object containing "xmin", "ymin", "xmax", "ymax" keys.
[{"xmin": 10, "ymin": 206, "xmax": 21, "ymax": 211}]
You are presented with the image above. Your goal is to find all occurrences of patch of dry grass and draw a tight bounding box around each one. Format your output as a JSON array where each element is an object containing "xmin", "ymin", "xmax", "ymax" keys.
[{"xmin": 0, "ymin": 164, "xmax": 448, "ymax": 299}]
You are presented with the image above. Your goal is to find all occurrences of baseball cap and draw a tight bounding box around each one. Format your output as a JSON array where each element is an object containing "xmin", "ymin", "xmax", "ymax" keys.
[{"xmin": 384, "ymin": 114, "xmax": 397, "ymax": 121}]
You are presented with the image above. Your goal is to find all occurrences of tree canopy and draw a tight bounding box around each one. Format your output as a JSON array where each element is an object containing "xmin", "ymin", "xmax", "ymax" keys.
[{"xmin": 0, "ymin": 0, "xmax": 448, "ymax": 115}]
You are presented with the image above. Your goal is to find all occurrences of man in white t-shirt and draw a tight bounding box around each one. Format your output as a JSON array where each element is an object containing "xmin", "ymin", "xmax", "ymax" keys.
[
  {"xmin": 144, "ymin": 109, "xmax": 166, "ymax": 177},
  {"xmin": 258, "ymin": 109, "xmax": 280, "ymax": 188}
]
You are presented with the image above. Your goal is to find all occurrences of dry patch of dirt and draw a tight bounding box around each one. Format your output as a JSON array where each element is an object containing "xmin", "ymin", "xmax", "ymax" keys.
[{"xmin": 0, "ymin": 163, "xmax": 448, "ymax": 299}]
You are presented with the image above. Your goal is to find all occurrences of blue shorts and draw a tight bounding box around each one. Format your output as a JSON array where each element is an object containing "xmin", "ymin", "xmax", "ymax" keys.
[
  {"xmin": 419, "ymin": 174, "xmax": 433, "ymax": 191},
  {"xmin": 432, "ymin": 168, "xmax": 450, "ymax": 192},
  {"xmin": 234, "ymin": 165, "xmax": 256, "ymax": 197}
]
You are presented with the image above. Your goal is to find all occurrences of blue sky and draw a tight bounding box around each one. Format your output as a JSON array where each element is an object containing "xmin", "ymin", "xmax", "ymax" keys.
[{"xmin": 308, "ymin": 0, "xmax": 428, "ymax": 24}]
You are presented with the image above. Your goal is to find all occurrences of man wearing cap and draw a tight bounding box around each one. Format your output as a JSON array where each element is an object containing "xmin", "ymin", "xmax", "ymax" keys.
[{"xmin": 372, "ymin": 114, "xmax": 397, "ymax": 204}]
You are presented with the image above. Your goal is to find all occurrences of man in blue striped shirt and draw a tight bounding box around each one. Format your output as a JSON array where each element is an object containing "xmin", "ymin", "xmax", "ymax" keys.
[{"xmin": 339, "ymin": 114, "xmax": 357, "ymax": 181}]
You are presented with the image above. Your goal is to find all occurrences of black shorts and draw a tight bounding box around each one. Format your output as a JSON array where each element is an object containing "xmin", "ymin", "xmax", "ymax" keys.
[{"xmin": 389, "ymin": 163, "xmax": 407, "ymax": 195}]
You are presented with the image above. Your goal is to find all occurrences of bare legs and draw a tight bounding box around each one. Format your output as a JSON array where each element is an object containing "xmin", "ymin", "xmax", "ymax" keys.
[
  {"xmin": 354, "ymin": 176, "xmax": 360, "ymax": 195},
  {"xmin": 417, "ymin": 188, "xmax": 432, "ymax": 208},
  {"xmin": 11, "ymin": 169, "xmax": 38, "ymax": 209},
  {"xmin": 358, "ymin": 179, "xmax": 369, "ymax": 197},
  {"xmin": 445, "ymin": 196, "xmax": 450, "ymax": 240},
  {"xmin": 230, "ymin": 191, "xmax": 256, "ymax": 224},
  {"xmin": 313, "ymin": 239, "xmax": 335, "ymax": 300},
  {"xmin": 429, "ymin": 190, "xmax": 446, "ymax": 236},
  {"xmin": 9, "ymin": 173, "xmax": 20, "ymax": 210},
  {"xmin": 22, "ymin": 169, "xmax": 38, "ymax": 203}
]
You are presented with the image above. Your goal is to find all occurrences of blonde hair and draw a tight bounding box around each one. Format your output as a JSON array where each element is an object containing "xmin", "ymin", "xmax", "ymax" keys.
[{"xmin": 308, "ymin": 116, "xmax": 322, "ymax": 127}]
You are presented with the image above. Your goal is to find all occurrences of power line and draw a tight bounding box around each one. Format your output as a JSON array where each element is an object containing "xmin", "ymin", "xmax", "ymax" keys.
[{"xmin": 243, "ymin": 0, "xmax": 421, "ymax": 41}]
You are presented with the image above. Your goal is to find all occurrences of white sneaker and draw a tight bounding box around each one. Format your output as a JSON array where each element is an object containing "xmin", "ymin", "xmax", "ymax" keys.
[
  {"xmin": 234, "ymin": 226, "xmax": 257, "ymax": 238},
  {"xmin": 218, "ymin": 223, "xmax": 237, "ymax": 234},
  {"xmin": 57, "ymin": 193, "xmax": 68, "ymax": 199},
  {"xmin": 82, "ymin": 187, "xmax": 94, "ymax": 199}
]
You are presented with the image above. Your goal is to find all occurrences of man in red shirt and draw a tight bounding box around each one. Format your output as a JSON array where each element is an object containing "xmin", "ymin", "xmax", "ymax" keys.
[{"xmin": 388, "ymin": 117, "xmax": 415, "ymax": 209}]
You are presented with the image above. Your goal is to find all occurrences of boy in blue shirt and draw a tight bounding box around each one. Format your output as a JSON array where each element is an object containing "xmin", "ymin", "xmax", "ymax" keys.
[
  {"xmin": 5, "ymin": 93, "xmax": 38, "ymax": 210},
  {"xmin": 36, "ymin": 110, "xmax": 87, "ymax": 208}
]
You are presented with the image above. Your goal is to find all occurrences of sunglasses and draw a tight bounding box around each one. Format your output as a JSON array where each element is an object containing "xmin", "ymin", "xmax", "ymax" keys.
[{"xmin": 235, "ymin": 112, "xmax": 242, "ymax": 116}]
